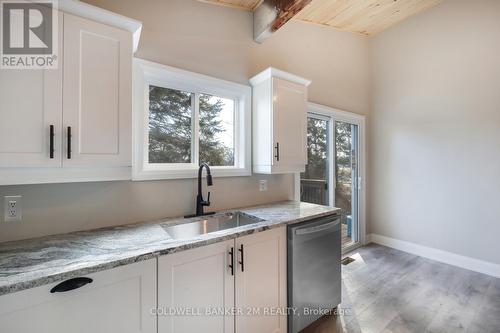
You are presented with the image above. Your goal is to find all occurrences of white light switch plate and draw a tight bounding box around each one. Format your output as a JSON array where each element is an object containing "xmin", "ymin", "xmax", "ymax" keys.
[{"xmin": 4, "ymin": 196, "xmax": 22, "ymax": 222}]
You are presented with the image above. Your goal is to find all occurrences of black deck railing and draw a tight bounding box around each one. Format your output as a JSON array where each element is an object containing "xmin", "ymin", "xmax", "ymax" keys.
[{"xmin": 300, "ymin": 179, "xmax": 327, "ymax": 205}]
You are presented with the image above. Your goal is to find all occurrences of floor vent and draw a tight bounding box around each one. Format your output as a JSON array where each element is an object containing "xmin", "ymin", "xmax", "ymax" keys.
[{"xmin": 341, "ymin": 257, "xmax": 355, "ymax": 265}]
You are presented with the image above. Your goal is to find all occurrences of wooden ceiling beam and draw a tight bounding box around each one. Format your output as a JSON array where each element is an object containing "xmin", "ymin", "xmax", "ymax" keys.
[
  {"xmin": 201, "ymin": 0, "xmax": 442, "ymax": 37},
  {"xmin": 253, "ymin": 0, "xmax": 312, "ymax": 43},
  {"xmin": 271, "ymin": 0, "xmax": 312, "ymax": 32}
]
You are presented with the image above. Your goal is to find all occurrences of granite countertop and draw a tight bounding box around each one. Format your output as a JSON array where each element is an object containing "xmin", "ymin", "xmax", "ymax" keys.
[{"xmin": 0, "ymin": 201, "xmax": 339, "ymax": 296}]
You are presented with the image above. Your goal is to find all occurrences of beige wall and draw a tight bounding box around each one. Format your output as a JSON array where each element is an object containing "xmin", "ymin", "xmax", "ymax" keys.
[
  {"xmin": 0, "ymin": 175, "xmax": 292, "ymax": 242},
  {"xmin": 369, "ymin": 0, "xmax": 500, "ymax": 264},
  {"xmin": 84, "ymin": 0, "xmax": 370, "ymax": 115},
  {"xmin": 0, "ymin": 0, "xmax": 369, "ymax": 242}
]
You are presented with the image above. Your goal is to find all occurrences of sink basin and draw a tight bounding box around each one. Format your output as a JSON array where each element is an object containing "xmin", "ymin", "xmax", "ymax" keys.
[{"xmin": 162, "ymin": 212, "xmax": 264, "ymax": 240}]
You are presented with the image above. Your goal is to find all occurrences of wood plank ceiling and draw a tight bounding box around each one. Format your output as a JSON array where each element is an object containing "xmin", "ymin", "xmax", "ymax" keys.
[{"xmin": 198, "ymin": 0, "xmax": 442, "ymax": 36}]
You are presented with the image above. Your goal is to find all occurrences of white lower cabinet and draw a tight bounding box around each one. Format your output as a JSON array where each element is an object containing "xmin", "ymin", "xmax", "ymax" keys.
[
  {"xmin": 0, "ymin": 259, "xmax": 157, "ymax": 333},
  {"xmin": 158, "ymin": 240, "xmax": 235, "ymax": 333},
  {"xmin": 235, "ymin": 228, "xmax": 287, "ymax": 333},
  {"xmin": 0, "ymin": 229, "xmax": 286, "ymax": 333},
  {"xmin": 158, "ymin": 227, "xmax": 287, "ymax": 333}
]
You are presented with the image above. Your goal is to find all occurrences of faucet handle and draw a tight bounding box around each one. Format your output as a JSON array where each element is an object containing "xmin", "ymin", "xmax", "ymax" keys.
[{"xmin": 205, "ymin": 192, "xmax": 211, "ymax": 206}]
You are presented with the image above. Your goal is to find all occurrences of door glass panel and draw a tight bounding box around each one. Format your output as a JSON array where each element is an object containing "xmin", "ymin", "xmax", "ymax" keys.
[
  {"xmin": 335, "ymin": 121, "xmax": 359, "ymax": 248},
  {"xmin": 300, "ymin": 117, "xmax": 329, "ymax": 205}
]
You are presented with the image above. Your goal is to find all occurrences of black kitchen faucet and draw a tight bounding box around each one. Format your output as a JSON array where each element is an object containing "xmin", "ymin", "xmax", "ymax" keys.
[{"xmin": 195, "ymin": 162, "xmax": 213, "ymax": 216}]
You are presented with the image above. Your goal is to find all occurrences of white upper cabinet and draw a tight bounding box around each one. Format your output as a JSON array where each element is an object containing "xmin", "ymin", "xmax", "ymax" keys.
[
  {"xmin": 63, "ymin": 13, "xmax": 132, "ymax": 167},
  {"xmin": 0, "ymin": 3, "xmax": 141, "ymax": 185},
  {"xmin": 250, "ymin": 68, "xmax": 311, "ymax": 174},
  {"xmin": 0, "ymin": 12, "xmax": 63, "ymax": 168}
]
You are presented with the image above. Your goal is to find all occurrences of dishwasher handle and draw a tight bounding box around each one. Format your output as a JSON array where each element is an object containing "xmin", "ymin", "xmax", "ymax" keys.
[{"xmin": 295, "ymin": 219, "xmax": 339, "ymax": 235}]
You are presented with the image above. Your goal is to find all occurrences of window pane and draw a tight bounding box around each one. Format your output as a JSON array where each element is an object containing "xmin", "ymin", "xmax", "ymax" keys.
[
  {"xmin": 301, "ymin": 117, "xmax": 329, "ymax": 205},
  {"xmin": 199, "ymin": 94, "xmax": 235, "ymax": 166},
  {"xmin": 148, "ymin": 85, "xmax": 193, "ymax": 163}
]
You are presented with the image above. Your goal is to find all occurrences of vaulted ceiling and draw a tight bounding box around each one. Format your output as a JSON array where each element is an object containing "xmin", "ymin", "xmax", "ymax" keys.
[{"xmin": 198, "ymin": 0, "xmax": 442, "ymax": 36}]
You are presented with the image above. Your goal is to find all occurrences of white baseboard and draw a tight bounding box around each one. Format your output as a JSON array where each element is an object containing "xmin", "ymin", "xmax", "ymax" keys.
[
  {"xmin": 365, "ymin": 233, "xmax": 372, "ymax": 244},
  {"xmin": 368, "ymin": 233, "xmax": 500, "ymax": 279}
]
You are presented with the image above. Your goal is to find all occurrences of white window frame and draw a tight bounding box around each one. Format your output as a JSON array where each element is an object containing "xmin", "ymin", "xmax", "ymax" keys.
[
  {"xmin": 133, "ymin": 58, "xmax": 252, "ymax": 180},
  {"xmin": 294, "ymin": 102, "xmax": 367, "ymax": 250}
]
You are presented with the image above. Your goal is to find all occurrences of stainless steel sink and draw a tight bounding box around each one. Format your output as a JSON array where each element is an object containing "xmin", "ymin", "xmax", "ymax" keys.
[{"xmin": 162, "ymin": 212, "xmax": 264, "ymax": 240}]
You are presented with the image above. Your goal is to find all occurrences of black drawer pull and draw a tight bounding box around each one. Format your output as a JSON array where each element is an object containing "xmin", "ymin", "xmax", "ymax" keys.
[
  {"xmin": 67, "ymin": 126, "xmax": 72, "ymax": 159},
  {"xmin": 49, "ymin": 125, "xmax": 55, "ymax": 159},
  {"xmin": 238, "ymin": 244, "xmax": 244, "ymax": 272},
  {"xmin": 229, "ymin": 247, "xmax": 234, "ymax": 276},
  {"xmin": 50, "ymin": 277, "xmax": 93, "ymax": 293},
  {"xmin": 274, "ymin": 142, "xmax": 280, "ymax": 161}
]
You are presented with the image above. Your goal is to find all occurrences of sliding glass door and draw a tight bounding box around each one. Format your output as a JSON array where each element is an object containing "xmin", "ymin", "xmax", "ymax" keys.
[
  {"xmin": 334, "ymin": 121, "xmax": 359, "ymax": 248},
  {"xmin": 300, "ymin": 106, "xmax": 364, "ymax": 251},
  {"xmin": 300, "ymin": 116, "xmax": 329, "ymax": 206}
]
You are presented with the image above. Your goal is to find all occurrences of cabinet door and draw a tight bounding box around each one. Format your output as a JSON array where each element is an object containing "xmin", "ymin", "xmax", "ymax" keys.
[
  {"xmin": 0, "ymin": 13, "xmax": 62, "ymax": 168},
  {"xmin": 235, "ymin": 227, "xmax": 287, "ymax": 333},
  {"xmin": 0, "ymin": 259, "xmax": 157, "ymax": 333},
  {"xmin": 272, "ymin": 77, "xmax": 307, "ymax": 173},
  {"xmin": 63, "ymin": 13, "xmax": 132, "ymax": 167},
  {"xmin": 158, "ymin": 241, "xmax": 235, "ymax": 333}
]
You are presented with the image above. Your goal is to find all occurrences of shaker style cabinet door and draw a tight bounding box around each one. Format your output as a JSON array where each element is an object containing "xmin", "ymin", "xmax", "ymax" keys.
[
  {"xmin": 235, "ymin": 227, "xmax": 287, "ymax": 333},
  {"xmin": 63, "ymin": 13, "xmax": 132, "ymax": 167},
  {"xmin": 0, "ymin": 259, "xmax": 157, "ymax": 333},
  {"xmin": 0, "ymin": 12, "xmax": 63, "ymax": 168},
  {"xmin": 158, "ymin": 240, "xmax": 235, "ymax": 333},
  {"xmin": 271, "ymin": 77, "xmax": 307, "ymax": 172}
]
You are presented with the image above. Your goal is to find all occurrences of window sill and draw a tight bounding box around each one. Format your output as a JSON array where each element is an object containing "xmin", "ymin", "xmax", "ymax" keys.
[{"xmin": 132, "ymin": 166, "xmax": 251, "ymax": 181}]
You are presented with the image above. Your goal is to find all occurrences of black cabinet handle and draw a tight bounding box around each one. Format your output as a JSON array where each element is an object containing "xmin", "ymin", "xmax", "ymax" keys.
[
  {"xmin": 274, "ymin": 142, "xmax": 280, "ymax": 162},
  {"xmin": 67, "ymin": 126, "xmax": 72, "ymax": 159},
  {"xmin": 50, "ymin": 277, "xmax": 93, "ymax": 293},
  {"xmin": 229, "ymin": 247, "xmax": 234, "ymax": 276},
  {"xmin": 49, "ymin": 125, "xmax": 54, "ymax": 159},
  {"xmin": 238, "ymin": 244, "xmax": 244, "ymax": 272}
]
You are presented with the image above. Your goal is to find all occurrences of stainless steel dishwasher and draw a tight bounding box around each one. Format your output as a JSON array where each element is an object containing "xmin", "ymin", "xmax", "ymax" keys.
[{"xmin": 288, "ymin": 214, "xmax": 341, "ymax": 333}]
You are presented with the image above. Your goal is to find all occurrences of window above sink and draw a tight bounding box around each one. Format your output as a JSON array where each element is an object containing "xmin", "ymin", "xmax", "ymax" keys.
[{"xmin": 133, "ymin": 59, "xmax": 252, "ymax": 180}]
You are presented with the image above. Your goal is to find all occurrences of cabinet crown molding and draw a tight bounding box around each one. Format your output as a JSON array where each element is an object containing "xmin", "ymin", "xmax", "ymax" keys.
[
  {"xmin": 249, "ymin": 67, "xmax": 311, "ymax": 87},
  {"xmin": 58, "ymin": 0, "xmax": 142, "ymax": 52}
]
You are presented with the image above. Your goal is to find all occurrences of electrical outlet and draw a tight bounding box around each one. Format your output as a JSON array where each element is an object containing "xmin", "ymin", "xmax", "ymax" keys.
[
  {"xmin": 4, "ymin": 196, "xmax": 22, "ymax": 222},
  {"xmin": 259, "ymin": 180, "xmax": 268, "ymax": 192}
]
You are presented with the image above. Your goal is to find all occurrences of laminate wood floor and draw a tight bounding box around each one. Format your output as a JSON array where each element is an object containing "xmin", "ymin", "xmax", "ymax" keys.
[{"xmin": 302, "ymin": 244, "xmax": 500, "ymax": 333}]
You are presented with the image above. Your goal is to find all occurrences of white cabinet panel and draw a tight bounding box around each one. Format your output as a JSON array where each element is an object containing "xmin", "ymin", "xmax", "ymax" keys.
[
  {"xmin": 235, "ymin": 227, "xmax": 287, "ymax": 333},
  {"xmin": 0, "ymin": 13, "xmax": 62, "ymax": 168},
  {"xmin": 63, "ymin": 13, "xmax": 132, "ymax": 167},
  {"xmin": 251, "ymin": 79, "xmax": 273, "ymax": 168},
  {"xmin": 272, "ymin": 77, "xmax": 307, "ymax": 172},
  {"xmin": 79, "ymin": 31, "xmax": 120, "ymax": 155},
  {"xmin": 250, "ymin": 68, "xmax": 310, "ymax": 174},
  {"xmin": 0, "ymin": 259, "xmax": 157, "ymax": 333},
  {"xmin": 158, "ymin": 241, "xmax": 235, "ymax": 333}
]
